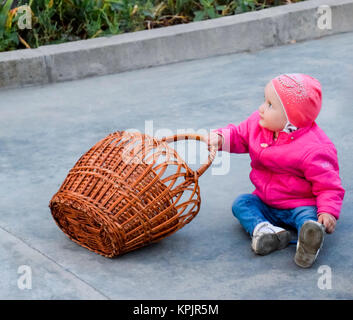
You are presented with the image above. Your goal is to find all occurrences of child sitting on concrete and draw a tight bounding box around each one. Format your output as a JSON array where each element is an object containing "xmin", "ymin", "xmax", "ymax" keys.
[{"xmin": 207, "ymin": 73, "xmax": 345, "ymax": 268}]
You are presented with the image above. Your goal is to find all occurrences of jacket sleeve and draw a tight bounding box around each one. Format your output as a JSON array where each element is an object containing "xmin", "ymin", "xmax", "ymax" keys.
[
  {"xmin": 302, "ymin": 145, "xmax": 345, "ymax": 220},
  {"xmin": 212, "ymin": 111, "xmax": 256, "ymax": 153}
]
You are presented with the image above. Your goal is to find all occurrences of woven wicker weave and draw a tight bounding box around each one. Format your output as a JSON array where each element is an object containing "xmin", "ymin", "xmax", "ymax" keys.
[{"xmin": 49, "ymin": 131, "xmax": 216, "ymax": 257}]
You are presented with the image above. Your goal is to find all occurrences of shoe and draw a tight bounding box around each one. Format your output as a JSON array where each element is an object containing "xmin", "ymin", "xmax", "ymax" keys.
[
  {"xmin": 251, "ymin": 222, "xmax": 291, "ymax": 255},
  {"xmin": 294, "ymin": 220, "xmax": 325, "ymax": 268}
]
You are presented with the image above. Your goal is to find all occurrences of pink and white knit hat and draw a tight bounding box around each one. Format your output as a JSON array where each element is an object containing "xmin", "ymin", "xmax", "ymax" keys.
[{"xmin": 271, "ymin": 73, "xmax": 322, "ymax": 131}]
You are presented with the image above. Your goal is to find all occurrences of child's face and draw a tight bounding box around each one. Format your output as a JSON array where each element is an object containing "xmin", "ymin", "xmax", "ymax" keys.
[{"xmin": 258, "ymin": 81, "xmax": 287, "ymax": 132}]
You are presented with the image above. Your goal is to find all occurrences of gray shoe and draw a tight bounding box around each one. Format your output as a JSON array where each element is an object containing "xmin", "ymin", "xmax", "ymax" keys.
[
  {"xmin": 294, "ymin": 220, "xmax": 325, "ymax": 268},
  {"xmin": 251, "ymin": 222, "xmax": 291, "ymax": 256}
]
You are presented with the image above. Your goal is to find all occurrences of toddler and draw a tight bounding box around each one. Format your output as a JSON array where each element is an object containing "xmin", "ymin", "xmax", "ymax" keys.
[{"xmin": 207, "ymin": 73, "xmax": 345, "ymax": 268}]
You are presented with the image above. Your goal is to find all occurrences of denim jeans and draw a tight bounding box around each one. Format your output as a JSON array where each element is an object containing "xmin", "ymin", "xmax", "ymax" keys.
[{"xmin": 232, "ymin": 194, "xmax": 318, "ymax": 241}]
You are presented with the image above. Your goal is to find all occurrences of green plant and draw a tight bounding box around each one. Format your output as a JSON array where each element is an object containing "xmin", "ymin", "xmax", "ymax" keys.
[
  {"xmin": 235, "ymin": 0, "xmax": 256, "ymax": 13},
  {"xmin": 0, "ymin": 0, "xmax": 13, "ymax": 36},
  {"xmin": 193, "ymin": 0, "xmax": 226, "ymax": 21},
  {"xmin": 0, "ymin": 0, "xmax": 20, "ymax": 51},
  {"xmin": 19, "ymin": 0, "xmax": 126, "ymax": 47}
]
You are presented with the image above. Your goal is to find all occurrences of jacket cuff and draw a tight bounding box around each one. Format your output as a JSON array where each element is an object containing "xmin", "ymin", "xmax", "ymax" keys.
[{"xmin": 317, "ymin": 208, "xmax": 339, "ymax": 220}]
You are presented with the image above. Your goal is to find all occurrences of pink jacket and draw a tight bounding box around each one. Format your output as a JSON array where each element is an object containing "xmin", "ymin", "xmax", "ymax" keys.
[{"xmin": 214, "ymin": 110, "xmax": 345, "ymax": 219}]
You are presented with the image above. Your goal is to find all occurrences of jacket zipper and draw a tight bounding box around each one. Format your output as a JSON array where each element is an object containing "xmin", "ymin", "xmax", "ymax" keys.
[{"xmin": 272, "ymin": 132, "xmax": 278, "ymax": 145}]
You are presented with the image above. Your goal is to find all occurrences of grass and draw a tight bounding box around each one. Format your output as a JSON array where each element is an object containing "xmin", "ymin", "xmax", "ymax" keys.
[{"xmin": 0, "ymin": 0, "xmax": 306, "ymax": 52}]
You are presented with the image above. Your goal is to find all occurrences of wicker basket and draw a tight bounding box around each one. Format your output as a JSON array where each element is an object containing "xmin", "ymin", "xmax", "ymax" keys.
[{"xmin": 49, "ymin": 131, "xmax": 216, "ymax": 257}]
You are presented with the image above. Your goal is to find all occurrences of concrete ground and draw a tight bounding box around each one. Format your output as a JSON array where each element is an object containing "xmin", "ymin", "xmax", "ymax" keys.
[{"xmin": 0, "ymin": 31, "xmax": 353, "ymax": 300}]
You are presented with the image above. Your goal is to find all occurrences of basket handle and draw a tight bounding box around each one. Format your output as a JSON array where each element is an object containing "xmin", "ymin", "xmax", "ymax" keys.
[{"xmin": 161, "ymin": 133, "xmax": 217, "ymax": 178}]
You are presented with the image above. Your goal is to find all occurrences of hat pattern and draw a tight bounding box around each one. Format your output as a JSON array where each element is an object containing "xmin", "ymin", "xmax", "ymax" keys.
[{"xmin": 271, "ymin": 73, "xmax": 322, "ymax": 128}]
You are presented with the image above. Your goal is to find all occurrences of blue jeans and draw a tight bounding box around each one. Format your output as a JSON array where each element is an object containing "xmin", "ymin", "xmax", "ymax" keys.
[{"xmin": 232, "ymin": 194, "xmax": 318, "ymax": 241}]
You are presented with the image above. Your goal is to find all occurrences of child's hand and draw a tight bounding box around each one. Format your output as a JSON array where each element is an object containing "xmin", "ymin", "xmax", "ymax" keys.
[
  {"xmin": 318, "ymin": 213, "xmax": 336, "ymax": 234},
  {"xmin": 207, "ymin": 132, "xmax": 224, "ymax": 151}
]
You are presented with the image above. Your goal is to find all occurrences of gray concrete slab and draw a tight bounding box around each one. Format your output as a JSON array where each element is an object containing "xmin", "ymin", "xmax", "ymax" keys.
[{"xmin": 0, "ymin": 31, "xmax": 353, "ymax": 300}]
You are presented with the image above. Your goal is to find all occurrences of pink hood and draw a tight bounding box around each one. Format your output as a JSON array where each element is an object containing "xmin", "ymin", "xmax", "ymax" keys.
[{"xmin": 214, "ymin": 110, "xmax": 345, "ymax": 219}]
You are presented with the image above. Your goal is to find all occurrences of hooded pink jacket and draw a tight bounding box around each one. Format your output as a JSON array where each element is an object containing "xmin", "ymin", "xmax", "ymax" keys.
[{"xmin": 214, "ymin": 110, "xmax": 345, "ymax": 219}]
